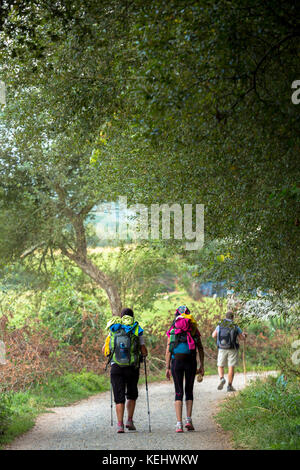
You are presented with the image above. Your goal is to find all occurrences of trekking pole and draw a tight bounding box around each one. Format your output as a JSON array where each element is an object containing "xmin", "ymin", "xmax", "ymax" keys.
[
  {"xmin": 242, "ymin": 340, "xmax": 247, "ymax": 386},
  {"xmin": 143, "ymin": 356, "xmax": 151, "ymax": 433},
  {"xmin": 110, "ymin": 380, "xmax": 113, "ymax": 426}
]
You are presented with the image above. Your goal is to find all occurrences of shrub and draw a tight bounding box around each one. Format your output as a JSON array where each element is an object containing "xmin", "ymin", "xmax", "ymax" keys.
[
  {"xmin": 216, "ymin": 375, "xmax": 300, "ymax": 450},
  {"xmin": 0, "ymin": 393, "xmax": 13, "ymax": 435},
  {"xmin": 0, "ymin": 313, "xmax": 106, "ymax": 393}
]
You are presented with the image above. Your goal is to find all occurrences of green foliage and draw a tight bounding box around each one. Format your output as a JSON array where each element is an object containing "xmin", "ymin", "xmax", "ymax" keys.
[
  {"xmin": 0, "ymin": 370, "xmax": 110, "ymax": 447},
  {"xmin": 93, "ymin": 244, "xmax": 180, "ymax": 314},
  {"xmin": 138, "ymin": 290, "xmax": 217, "ymax": 335},
  {"xmin": 126, "ymin": 0, "xmax": 300, "ymax": 300},
  {"xmin": 274, "ymin": 336, "xmax": 300, "ymax": 380},
  {"xmin": 0, "ymin": 246, "xmax": 178, "ymax": 344},
  {"xmin": 0, "ymin": 258, "xmax": 109, "ymax": 336},
  {"xmin": 0, "ymin": 1, "xmax": 299, "ymax": 319},
  {"xmin": 216, "ymin": 376, "xmax": 300, "ymax": 450},
  {"xmin": 31, "ymin": 371, "xmax": 110, "ymax": 407},
  {"xmin": 40, "ymin": 266, "xmax": 106, "ymax": 344},
  {"xmin": 0, "ymin": 0, "xmax": 135, "ymax": 263},
  {"xmin": 268, "ymin": 316, "xmax": 294, "ymax": 334},
  {"xmin": 0, "ymin": 393, "xmax": 13, "ymax": 435}
]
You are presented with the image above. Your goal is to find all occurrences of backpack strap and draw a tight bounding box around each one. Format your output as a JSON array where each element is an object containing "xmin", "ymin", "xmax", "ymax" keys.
[
  {"xmin": 133, "ymin": 324, "xmax": 140, "ymax": 336},
  {"xmin": 231, "ymin": 323, "xmax": 239, "ymax": 349},
  {"xmin": 169, "ymin": 328, "xmax": 176, "ymax": 353}
]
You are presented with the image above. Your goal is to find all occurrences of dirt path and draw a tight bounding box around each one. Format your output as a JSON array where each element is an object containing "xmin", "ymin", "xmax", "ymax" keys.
[{"xmin": 6, "ymin": 372, "xmax": 273, "ymax": 450}]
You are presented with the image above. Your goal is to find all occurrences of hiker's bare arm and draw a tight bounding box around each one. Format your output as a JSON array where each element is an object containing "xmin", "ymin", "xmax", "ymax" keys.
[
  {"xmin": 165, "ymin": 338, "xmax": 171, "ymax": 380},
  {"xmin": 139, "ymin": 335, "xmax": 148, "ymax": 356},
  {"xmin": 239, "ymin": 332, "xmax": 247, "ymax": 341},
  {"xmin": 140, "ymin": 344, "xmax": 148, "ymax": 357},
  {"xmin": 197, "ymin": 337, "xmax": 205, "ymax": 375},
  {"xmin": 165, "ymin": 338, "xmax": 171, "ymax": 368},
  {"xmin": 212, "ymin": 329, "xmax": 217, "ymax": 339}
]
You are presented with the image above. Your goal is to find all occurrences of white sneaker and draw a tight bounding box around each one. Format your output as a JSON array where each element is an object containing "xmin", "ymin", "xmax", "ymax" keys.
[{"xmin": 176, "ymin": 422, "xmax": 184, "ymax": 433}]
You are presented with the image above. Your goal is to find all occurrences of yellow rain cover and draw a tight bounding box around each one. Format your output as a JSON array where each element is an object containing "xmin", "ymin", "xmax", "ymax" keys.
[
  {"xmin": 105, "ymin": 314, "xmax": 134, "ymax": 330},
  {"xmin": 104, "ymin": 335, "xmax": 111, "ymax": 357}
]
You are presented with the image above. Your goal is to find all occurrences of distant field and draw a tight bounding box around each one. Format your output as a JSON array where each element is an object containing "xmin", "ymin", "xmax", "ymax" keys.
[{"xmin": 137, "ymin": 291, "xmax": 226, "ymax": 336}]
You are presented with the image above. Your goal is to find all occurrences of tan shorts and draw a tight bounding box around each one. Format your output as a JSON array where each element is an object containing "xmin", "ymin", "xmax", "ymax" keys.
[{"xmin": 217, "ymin": 348, "xmax": 238, "ymax": 367}]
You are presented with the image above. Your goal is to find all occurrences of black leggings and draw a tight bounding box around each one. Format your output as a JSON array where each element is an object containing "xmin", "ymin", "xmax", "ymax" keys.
[
  {"xmin": 110, "ymin": 364, "xmax": 139, "ymax": 404},
  {"xmin": 171, "ymin": 355, "xmax": 197, "ymax": 401}
]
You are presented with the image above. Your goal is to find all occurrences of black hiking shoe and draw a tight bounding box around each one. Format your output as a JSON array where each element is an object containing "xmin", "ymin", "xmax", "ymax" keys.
[
  {"xmin": 217, "ymin": 377, "xmax": 226, "ymax": 390},
  {"xmin": 227, "ymin": 384, "xmax": 236, "ymax": 392}
]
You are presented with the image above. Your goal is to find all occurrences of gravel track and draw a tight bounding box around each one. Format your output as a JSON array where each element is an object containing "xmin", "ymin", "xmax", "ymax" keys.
[{"xmin": 6, "ymin": 372, "xmax": 274, "ymax": 450}]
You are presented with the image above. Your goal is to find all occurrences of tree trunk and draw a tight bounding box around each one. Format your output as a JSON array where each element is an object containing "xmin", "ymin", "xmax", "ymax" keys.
[
  {"xmin": 61, "ymin": 250, "xmax": 123, "ymax": 316},
  {"xmin": 55, "ymin": 185, "xmax": 123, "ymax": 316}
]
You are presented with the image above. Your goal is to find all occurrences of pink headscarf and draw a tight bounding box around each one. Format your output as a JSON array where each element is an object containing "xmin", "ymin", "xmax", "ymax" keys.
[{"xmin": 166, "ymin": 316, "xmax": 196, "ymax": 350}]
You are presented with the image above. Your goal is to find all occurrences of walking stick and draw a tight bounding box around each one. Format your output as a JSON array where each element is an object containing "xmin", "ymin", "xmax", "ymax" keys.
[
  {"xmin": 242, "ymin": 340, "xmax": 247, "ymax": 386},
  {"xmin": 143, "ymin": 357, "xmax": 151, "ymax": 433},
  {"xmin": 110, "ymin": 380, "xmax": 113, "ymax": 426}
]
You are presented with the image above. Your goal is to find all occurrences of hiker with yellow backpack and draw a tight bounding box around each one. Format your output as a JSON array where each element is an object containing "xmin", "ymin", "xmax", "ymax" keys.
[
  {"xmin": 165, "ymin": 306, "xmax": 205, "ymax": 433},
  {"xmin": 102, "ymin": 308, "xmax": 148, "ymax": 433}
]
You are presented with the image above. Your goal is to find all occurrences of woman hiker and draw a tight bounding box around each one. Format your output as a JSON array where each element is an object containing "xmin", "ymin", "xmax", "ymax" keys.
[
  {"xmin": 102, "ymin": 307, "xmax": 148, "ymax": 433},
  {"xmin": 165, "ymin": 305, "xmax": 205, "ymax": 433}
]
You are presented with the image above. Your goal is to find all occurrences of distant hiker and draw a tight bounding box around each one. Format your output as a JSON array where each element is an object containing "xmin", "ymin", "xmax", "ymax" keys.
[
  {"xmin": 212, "ymin": 311, "xmax": 247, "ymax": 392},
  {"xmin": 165, "ymin": 305, "xmax": 205, "ymax": 433},
  {"xmin": 103, "ymin": 307, "xmax": 148, "ymax": 433}
]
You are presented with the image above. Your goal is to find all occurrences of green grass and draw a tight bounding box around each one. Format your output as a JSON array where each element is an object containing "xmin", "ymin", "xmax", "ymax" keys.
[
  {"xmin": 139, "ymin": 371, "xmax": 166, "ymax": 384},
  {"xmin": 0, "ymin": 370, "xmax": 111, "ymax": 448},
  {"xmin": 215, "ymin": 375, "xmax": 300, "ymax": 450}
]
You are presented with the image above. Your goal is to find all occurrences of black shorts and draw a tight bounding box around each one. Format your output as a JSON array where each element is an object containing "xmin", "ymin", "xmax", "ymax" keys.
[{"xmin": 110, "ymin": 364, "xmax": 140, "ymax": 404}]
